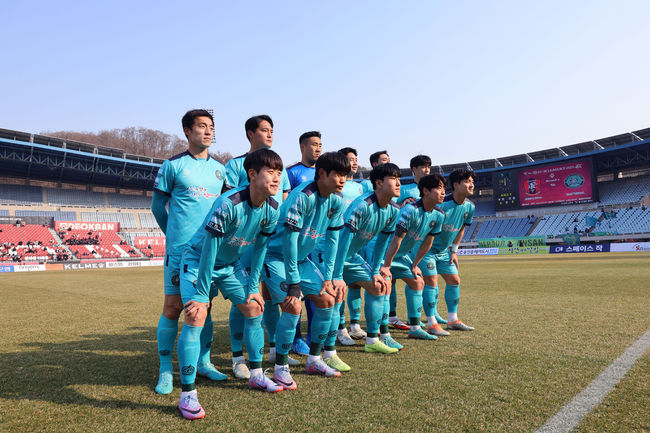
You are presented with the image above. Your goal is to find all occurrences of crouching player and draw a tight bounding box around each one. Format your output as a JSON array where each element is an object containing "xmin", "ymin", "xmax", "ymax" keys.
[
  {"xmin": 328, "ymin": 163, "xmax": 401, "ymax": 355},
  {"xmin": 262, "ymin": 152, "xmax": 350, "ymax": 389},
  {"xmin": 420, "ymin": 169, "xmax": 476, "ymax": 332},
  {"xmin": 379, "ymin": 174, "xmax": 446, "ymax": 340},
  {"xmin": 176, "ymin": 149, "xmax": 284, "ymax": 420}
]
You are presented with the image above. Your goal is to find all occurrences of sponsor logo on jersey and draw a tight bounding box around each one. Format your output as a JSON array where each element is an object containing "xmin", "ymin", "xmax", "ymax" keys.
[
  {"xmin": 187, "ymin": 185, "xmax": 219, "ymax": 199},
  {"xmin": 327, "ymin": 208, "xmax": 335, "ymax": 218},
  {"xmin": 215, "ymin": 170, "xmax": 223, "ymax": 180}
]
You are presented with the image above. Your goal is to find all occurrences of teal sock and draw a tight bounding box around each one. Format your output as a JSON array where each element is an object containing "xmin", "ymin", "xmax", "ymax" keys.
[
  {"xmin": 389, "ymin": 282, "xmax": 397, "ymax": 316},
  {"xmin": 244, "ymin": 315, "xmax": 264, "ymax": 369},
  {"xmin": 325, "ymin": 303, "xmax": 342, "ymax": 349},
  {"xmin": 198, "ymin": 314, "xmax": 213, "ymax": 367},
  {"xmin": 263, "ymin": 300, "xmax": 279, "ymax": 345},
  {"xmin": 229, "ymin": 304, "xmax": 244, "ymax": 354},
  {"xmin": 338, "ymin": 300, "xmax": 346, "ymax": 329},
  {"xmin": 423, "ymin": 285, "xmax": 436, "ymax": 317},
  {"xmin": 309, "ymin": 307, "xmax": 333, "ymax": 355},
  {"xmin": 156, "ymin": 315, "xmax": 178, "ymax": 372},
  {"xmin": 348, "ymin": 287, "xmax": 362, "ymax": 323},
  {"xmin": 445, "ymin": 284, "xmax": 460, "ymax": 314},
  {"xmin": 382, "ymin": 294, "xmax": 390, "ymax": 326},
  {"xmin": 177, "ymin": 323, "xmax": 202, "ymax": 391},
  {"xmin": 364, "ymin": 293, "xmax": 383, "ymax": 337},
  {"xmin": 405, "ymin": 285, "xmax": 423, "ymax": 325},
  {"xmin": 432, "ymin": 285, "xmax": 442, "ymax": 317},
  {"xmin": 275, "ymin": 312, "xmax": 300, "ymax": 357}
]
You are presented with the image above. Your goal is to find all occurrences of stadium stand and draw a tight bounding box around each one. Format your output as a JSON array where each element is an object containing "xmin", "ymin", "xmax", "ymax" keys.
[
  {"xmin": 138, "ymin": 212, "xmax": 160, "ymax": 229},
  {"xmin": 473, "ymin": 216, "xmax": 535, "ymax": 239},
  {"xmin": 15, "ymin": 210, "xmax": 77, "ymax": 220},
  {"xmin": 106, "ymin": 193, "xmax": 150, "ymax": 208},
  {"xmin": 597, "ymin": 179, "xmax": 650, "ymax": 206},
  {"xmin": 80, "ymin": 212, "xmax": 138, "ymax": 229},
  {"xmin": 0, "ymin": 209, "xmax": 9, "ymax": 216},
  {"xmin": 58, "ymin": 228, "xmax": 140, "ymax": 259},
  {"xmin": 0, "ymin": 223, "xmax": 70, "ymax": 261},
  {"xmin": 46, "ymin": 188, "xmax": 106, "ymax": 207},
  {"xmin": 0, "ymin": 184, "xmax": 43, "ymax": 205}
]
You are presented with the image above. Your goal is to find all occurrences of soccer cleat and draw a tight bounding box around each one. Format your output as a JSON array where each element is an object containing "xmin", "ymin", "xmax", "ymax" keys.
[
  {"xmin": 434, "ymin": 314, "xmax": 448, "ymax": 324},
  {"xmin": 269, "ymin": 352, "xmax": 301, "ymax": 366},
  {"xmin": 232, "ymin": 359, "xmax": 251, "ymax": 379},
  {"xmin": 306, "ymin": 357, "xmax": 342, "ymax": 377},
  {"xmin": 197, "ymin": 363, "xmax": 228, "ymax": 381},
  {"xmin": 248, "ymin": 370, "xmax": 283, "ymax": 393},
  {"xmin": 273, "ymin": 365, "xmax": 297, "ymax": 390},
  {"xmin": 349, "ymin": 327, "xmax": 367, "ymax": 339},
  {"xmin": 178, "ymin": 393, "xmax": 205, "ymax": 420},
  {"xmin": 447, "ymin": 320, "xmax": 474, "ymax": 331},
  {"xmin": 337, "ymin": 328, "xmax": 356, "ymax": 346},
  {"xmin": 388, "ymin": 317, "xmax": 410, "ymax": 330},
  {"xmin": 364, "ymin": 341, "xmax": 399, "ymax": 354},
  {"xmin": 408, "ymin": 327, "xmax": 437, "ymax": 340},
  {"xmin": 324, "ymin": 354, "xmax": 351, "ymax": 372},
  {"xmin": 419, "ymin": 321, "xmax": 427, "ymax": 328},
  {"xmin": 380, "ymin": 334, "xmax": 403, "ymax": 350},
  {"xmin": 291, "ymin": 337, "xmax": 310, "ymax": 356},
  {"xmin": 427, "ymin": 323, "xmax": 450, "ymax": 337},
  {"xmin": 155, "ymin": 370, "xmax": 173, "ymax": 395}
]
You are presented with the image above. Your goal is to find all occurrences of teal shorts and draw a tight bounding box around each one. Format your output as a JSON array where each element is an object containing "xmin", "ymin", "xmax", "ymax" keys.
[
  {"xmin": 163, "ymin": 253, "xmax": 182, "ymax": 295},
  {"xmin": 262, "ymin": 253, "xmax": 325, "ymax": 305},
  {"xmin": 317, "ymin": 252, "xmax": 372, "ymax": 285},
  {"xmin": 180, "ymin": 258, "xmax": 249, "ymax": 305},
  {"xmin": 419, "ymin": 249, "xmax": 458, "ymax": 276},
  {"xmin": 390, "ymin": 255, "xmax": 417, "ymax": 280}
]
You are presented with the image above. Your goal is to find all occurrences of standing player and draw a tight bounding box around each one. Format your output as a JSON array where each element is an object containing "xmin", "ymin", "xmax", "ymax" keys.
[
  {"xmin": 360, "ymin": 150, "xmax": 390, "ymax": 193},
  {"xmin": 420, "ymin": 169, "xmax": 476, "ymax": 333},
  {"xmin": 151, "ymin": 109, "xmax": 227, "ymax": 395},
  {"xmin": 176, "ymin": 149, "xmax": 284, "ymax": 419},
  {"xmin": 335, "ymin": 147, "xmax": 364, "ymax": 346},
  {"xmin": 285, "ymin": 131, "xmax": 323, "ymax": 356},
  {"xmin": 223, "ymin": 114, "xmax": 292, "ymax": 379},
  {"xmin": 388, "ymin": 154, "xmax": 434, "ymax": 330},
  {"xmin": 262, "ymin": 152, "xmax": 350, "ymax": 389},
  {"xmin": 328, "ymin": 163, "xmax": 402, "ymax": 358},
  {"xmin": 379, "ymin": 174, "xmax": 446, "ymax": 340}
]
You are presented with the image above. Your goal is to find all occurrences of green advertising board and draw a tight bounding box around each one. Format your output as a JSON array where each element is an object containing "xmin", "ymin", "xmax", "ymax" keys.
[
  {"xmin": 498, "ymin": 246, "xmax": 550, "ymax": 255},
  {"xmin": 478, "ymin": 236, "xmax": 546, "ymax": 248}
]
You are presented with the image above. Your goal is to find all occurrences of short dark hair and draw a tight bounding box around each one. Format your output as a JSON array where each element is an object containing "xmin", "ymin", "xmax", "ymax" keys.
[
  {"xmin": 243, "ymin": 149, "xmax": 283, "ymax": 181},
  {"xmin": 315, "ymin": 152, "xmax": 351, "ymax": 181},
  {"xmin": 449, "ymin": 169, "xmax": 476, "ymax": 189},
  {"xmin": 338, "ymin": 147, "xmax": 357, "ymax": 157},
  {"xmin": 299, "ymin": 131, "xmax": 321, "ymax": 144},
  {"xmin": 369, "ymin": 163, "xmax": 401, "ymax": 189},
  {"xmin": 244, "ymin": 115, "xmax": 273, "ymax": 141},
  {"xmin": 418, "ymin": 174, "xmax": 446, "ymax": 196},
  {"xmin": 369, "ymin": 150, "xmax": 389, "ymax": 167},
  {"xmin": 410, "ymin": 154, "xmax": 431, "ymax": 169},
  {"xmin": 181, "ymin": 109, "xmax": 213, "ymax": 138}
]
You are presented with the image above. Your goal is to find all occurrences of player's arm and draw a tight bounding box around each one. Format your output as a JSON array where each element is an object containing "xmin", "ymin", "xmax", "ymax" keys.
[
  {"xmin": 282, "ymin": 228, "xmax": 302, "ymax": 298},
  {"xmin": 150, "ymin": 191, "xmax": 169, "ymax": 234},
  {"xmin": 412, "ymin": 233, "xmax": 435, "ymax": 278},
  {"xmin": 195, "ymin": 233, "xmax": 222, "ymax": 302},
  {"xmin": 449, "ymin": 226, "xmax": 465, "ymax": 267},
  {"xmin": 380, "ymin": 229, "xmax": 405, "ymax": 280},
  {"xmin": 371, "ymin": 230, "xmax": 393, "ymax": 277}
]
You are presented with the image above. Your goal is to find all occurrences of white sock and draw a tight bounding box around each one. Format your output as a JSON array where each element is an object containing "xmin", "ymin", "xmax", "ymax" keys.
[
  {"xmin": 233, "ymin": 355, "xmax": 245, "ymax": 364},
  {"xmin": 448, "ymin": 312, "xmax": 458, "ymax": 322},
  {"xmin": 250, "ymin": 368, "xmax": 263, "ymax": 377},
  {"xmin": 323, "ymin": 350, "xmax": 336, "ymax": 359},
  {"xmin": 366, "ymin": 336, "xmax": 379, "ymax": 344},
  {"xmin": 180, "ymin": 390, "xmax": 197, "ymax": 400},
  {"xmin": 269, "ymin": 347, "xmax": 276, "ymax": 358},
  {"xmin": 337, "ymin": 328, "xmax": 346, "ymax": 336},
  {"xmin": 388, "ymin": 315, "xmax": 397, "ymax": 323},
  {"xmin": 350, "ymin": 323, "xmax": 362, "ymax": 332},
  {"xmin": 427, "ymin": 316, "xmax": 435, "ymax": 327},
  {"xmin": 380, "ymin": 332, "xmax": 390, "ymax": 339},
  {"xmin": 410, "ymin": 325, "xmax": 420, "ymax": 332},
  {"xmin": 274, "ymin": 364, "xmax": 288, "ymax": 372},
  {"xmin": 307, "ymin": 354, "xmax": 320, "ymax": 364}
]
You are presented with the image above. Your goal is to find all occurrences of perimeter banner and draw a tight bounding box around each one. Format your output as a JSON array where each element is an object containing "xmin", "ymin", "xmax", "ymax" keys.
[
  {"xmin": 549, "ymin": 244, "xmax": 610, "ymax": 254},
  {"xmin": 478, "ymin": 236, "xmax": 546, "ymax": 248},
  {"xmin": 457, "ymin": 248, "xmax": 499, "ymax": 256},
  {"xmin": 498, "ymin": 246, "xmax": 550, "ymax": 255},
  {"xmin": 609, "ymin": 242, "xmax": 650, "ymax": 252},
  {"xmin": 55, "ymin": 221, "xmax": 121, "ymax": 232}
]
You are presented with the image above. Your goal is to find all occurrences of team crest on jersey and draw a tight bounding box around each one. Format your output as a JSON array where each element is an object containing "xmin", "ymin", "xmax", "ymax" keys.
[
  {"xmin": 327, "ymin": 208, "xmax": 335, "ymax": 218},
  {"xmin": 464, "ymin": 212, "xmax": 469, "ymax": 220},
  {"xmin": 215, "ymin": 170, "xmax": 223, "ymax": 180},
  {"xmin": 427, "ymin": 262, "xmax": 435, "ymax": 270},
  {"xmin": 171, "ymin": 274, "xmax": 180, "ymax": 287},
  {"xmin": 386, "ymin": 217, "xmax": 393, "ymax": 225},
  {"xmin": 429, "ymin": 220, "xmax": 436, "ymax": 228},
  {"xmin": 280, "ymin": 281, "xmax": 288, "ymax": 292}
]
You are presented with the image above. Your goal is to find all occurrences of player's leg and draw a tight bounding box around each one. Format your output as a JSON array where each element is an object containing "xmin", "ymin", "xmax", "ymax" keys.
[
  {"xmin": 355, "ymin": 279, "xmax": 398, "ymax": 354},
  {"xmin": 336, "ymin": 290, "xmax": 355, "ymax": 345},
  {"xmin": 196, "ymin": 299, "xmax": 228, "ymax": 381},
  {"xmin": 347, "ymin": 285, "xmax": 365, "ymax": 338},
  {"xmin": 402, "ymin": 275, "xmax": 436, "ymax": 340},
  {"xmin": 387, "ymin": 281, "xmax": 408, "ymax": 330},
  {"xmin": 420, "ymin": 252, "xmax": 451, "ymax": 336},
  {"xmin": 436, "ymin": 251, "xmax": 472, "ymax": 330}
]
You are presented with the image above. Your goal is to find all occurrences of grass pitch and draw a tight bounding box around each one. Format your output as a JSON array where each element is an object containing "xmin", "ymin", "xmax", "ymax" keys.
[{"xmin": 0, "ymin": 253, "xmax": 648, "ymax": 433}]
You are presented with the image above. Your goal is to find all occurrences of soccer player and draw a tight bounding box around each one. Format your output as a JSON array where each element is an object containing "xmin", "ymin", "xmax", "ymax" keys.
[
  {"xmin": 360, "ymin": 150, "xmax": 390, "ymax": 193},
  {"xmin": 262, "ymin": 152, "xmax": 350, "ymax": 389},
  {"xmin": 285, "ymin": 131, "xmax": 323, "ymax": 356},
  {"xmin": 223, "ymin": 114, "xmax": 292, "ymax": 379},
  {"xmin": 420, "ymin": 169, "xmax": 476, "ymax": 333},
  {"xmin": 335, "ymin": 147, "xmax": 364, "ymax": 346},
  {"xmin": 379, "ymin": 174, "xmax": 446, "ymax": 340},
  {"xmin": 388, "ymin": 154, "xmax": 433, "ymax": 331},
  {"xmin": 328, "ymin": 162, "xmax": 402, "ymax": 357},
  {"xmin": 151, "ymin": 109, "xmax": 226, "ymax": 395},
  {"xmin": 176, "ymin": 149, "xmax": 283, "ymax": 420}
]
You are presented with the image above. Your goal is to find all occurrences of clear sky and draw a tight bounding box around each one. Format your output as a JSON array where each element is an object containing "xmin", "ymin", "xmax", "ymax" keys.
[{"xmin": 2, "ymin": 0, "xmax": 649, "ymax": 167}]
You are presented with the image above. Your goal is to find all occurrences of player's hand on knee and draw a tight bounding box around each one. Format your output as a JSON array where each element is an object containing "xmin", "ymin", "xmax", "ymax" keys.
[
  {"xmin": 379, "ymin": 266, "xmax": 392, "ymax": 282},
  {"xmin": 412, "ymin": 266, "xmax": 423, "ymax": 280},
  {"xmin": 450, "ymin": 252, "xmax": 459, "ymax": 268},
  {"xmin": 320, "ymin": 280, "xmax": 336, "ymax": 297},
  {"xmin": 183, "ymin": 300, "xmax": 208, "ymax": 322},
  {"xmin": 246, "ymin": 292, "xmax": 265, "ymax": 312}
]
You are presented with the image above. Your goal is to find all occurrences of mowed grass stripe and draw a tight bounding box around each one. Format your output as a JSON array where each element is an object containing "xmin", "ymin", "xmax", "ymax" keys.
[{"xmin": 0, "ymin": 253, "xmax": 648, "ymax": 433}]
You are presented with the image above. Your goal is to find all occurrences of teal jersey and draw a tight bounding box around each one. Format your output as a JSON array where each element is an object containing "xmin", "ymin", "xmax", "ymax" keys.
[
  {"xmin": 341, "ymin": 179, "xmax": 364, "ymax": 207},
  {"xmin": 224, "ymin": 152, "xmax": 291, "ymax": 203},
  {"xmin": 397, "ymin": 180, "xmax": 420, "ymax": 206},
  {"xmin": 153, "ymin": 151, "xmax": 226, "ymax": 256},
  {"xmin": 360, "ymin": 179, "xmax": 373, "ymax": 194},
  {"xmin": 267, "ymin": 181, "xmax": 345, "ymax": 283},
  {"xmin": 395, "ymin": 199, "xmax": 444, "ymax": 257},
  {"xmin": 184, "ymin": 186, "xmax": 280, "ymax": 298},
  {"xmin": 332, "ymin": 192, "xmax": 399, "ymax": 279},
  {"xmin": 430, "ymin": 194, "xmax": 475, "ymax": 253}
]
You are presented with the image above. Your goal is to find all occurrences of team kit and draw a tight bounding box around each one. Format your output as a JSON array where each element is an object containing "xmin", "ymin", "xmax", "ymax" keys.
[{"xmin": 152, "ymin": 110, "xmax": 477, "ymax": 420}]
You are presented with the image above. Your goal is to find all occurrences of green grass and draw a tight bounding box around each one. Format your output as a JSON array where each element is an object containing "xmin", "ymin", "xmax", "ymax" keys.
[{"xmin": 0, "ymin": 253, "xmax": 648, "ymax": 432}]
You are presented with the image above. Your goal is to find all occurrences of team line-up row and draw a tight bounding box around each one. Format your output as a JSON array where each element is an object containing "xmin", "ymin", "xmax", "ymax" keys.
[{"xmin": 151, "ymin": 110, "xmax": 476, "ymax": 419}]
